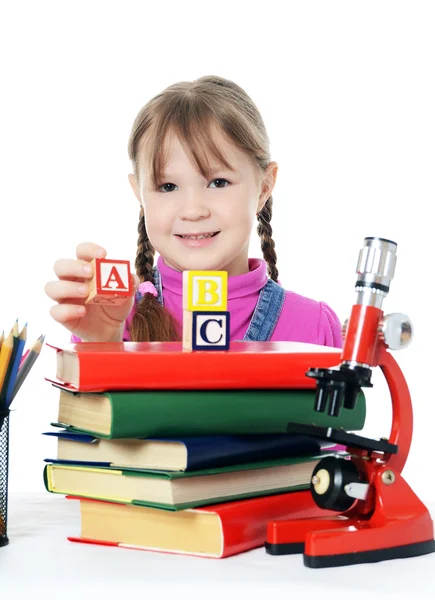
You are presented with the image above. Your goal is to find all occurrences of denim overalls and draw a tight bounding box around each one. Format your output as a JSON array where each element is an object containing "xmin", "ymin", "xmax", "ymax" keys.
[{"xmin": 146, "ymin": 266, "xmax": 286, "ymax": 342}]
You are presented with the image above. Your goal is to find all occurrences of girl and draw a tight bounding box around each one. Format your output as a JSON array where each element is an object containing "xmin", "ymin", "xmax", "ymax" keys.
[{"xmin": 44, "ymin": 75, "xmax": 342, "ymax": 347}]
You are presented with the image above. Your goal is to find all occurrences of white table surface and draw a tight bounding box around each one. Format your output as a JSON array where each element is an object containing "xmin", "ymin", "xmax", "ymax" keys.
[{"xmin": 1, "ymin": 492, "xmax": 435, "ymax": 600}]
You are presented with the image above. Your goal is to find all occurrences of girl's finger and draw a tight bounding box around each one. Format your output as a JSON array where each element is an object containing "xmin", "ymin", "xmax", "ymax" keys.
[
  {"xmin": 44, "ymin": 280, "xmax": 90, "ymax": 303},
  {"xmin": 49, "ymin": 303, "xmax": 86, "ymax": 324},
  {"xmin": 131, "ymin": 273, "xmax": 140, "ymax": 291},
  {"xmin": 53, "ymin": 258, "xmax": 94, "ymax": 282},
  {"xmin": 76, "ymin": 242, "xmax": 107, "ymax": 262}
]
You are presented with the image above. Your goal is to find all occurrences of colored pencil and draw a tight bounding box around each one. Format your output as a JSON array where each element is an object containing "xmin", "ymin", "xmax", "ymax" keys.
[
  {"xmin": 19, "ymin": 348, "xmax": 30, "ymax": 367},
  {"xmin": 4, "ymin": 324, "xmax": 27, "ymax": 406},
  {"xmin": 0, "ymin": 324, "xmax": 17, "ymax": 407},
  {"xmin": 9, "ymin": 334, "xmax": 45, "ymax": 406}
]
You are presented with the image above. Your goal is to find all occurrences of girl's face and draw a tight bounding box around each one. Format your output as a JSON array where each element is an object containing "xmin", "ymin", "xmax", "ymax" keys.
[{"xmin": 129, "ymin": 128, "xmax": 277, "ymax": 276}]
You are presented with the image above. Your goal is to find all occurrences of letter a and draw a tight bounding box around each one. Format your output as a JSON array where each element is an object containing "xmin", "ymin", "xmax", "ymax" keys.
[{"xmin": 103, "ymin": 266, "xmax": 127, "ymax": 290}]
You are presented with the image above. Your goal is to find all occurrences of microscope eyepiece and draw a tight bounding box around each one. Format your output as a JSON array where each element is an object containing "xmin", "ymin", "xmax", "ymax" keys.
[{"xmin": 356, "ymin": 237, "xmax": 397, "ymax": 294}]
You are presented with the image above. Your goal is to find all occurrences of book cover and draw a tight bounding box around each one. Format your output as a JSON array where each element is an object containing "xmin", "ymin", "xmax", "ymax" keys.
[
  {"xmin": 43, "ymin": 430, "xmax": 322, "ymax": 471},
  {"xmin": 43, "ymin": 453, "xmax": 332, "ymax": 510},
  {"xmin": 67, "ymin": 490, "xmax": 336, "ymax": 558},
  {"xmin": 52, "ymin": 385, "xmax": 366, "ymax": 439},
  {"xmin": 46, "ymin": 340, "xmax": 343, "ymax": 392}
]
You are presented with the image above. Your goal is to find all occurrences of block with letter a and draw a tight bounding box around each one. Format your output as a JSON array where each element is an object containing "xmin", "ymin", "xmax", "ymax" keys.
[
  {"xmin": 182, "ymin": 270, "xmax": 230, "ymax": 351},
  {"xmin": 86, "ymin": 258, "xmax": 132, "ymax": 305}
]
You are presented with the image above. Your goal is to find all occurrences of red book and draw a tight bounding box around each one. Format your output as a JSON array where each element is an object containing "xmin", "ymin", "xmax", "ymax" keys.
[
  {"xmin": 67, "ymin": 491, "xmax": 334, "ymax": 558},
  {"xmin": 46, "ymin": 341, "xmax": 341, "ymax": 392}
]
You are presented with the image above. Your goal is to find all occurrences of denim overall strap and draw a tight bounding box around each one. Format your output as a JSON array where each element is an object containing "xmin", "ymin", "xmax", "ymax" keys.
[
  {"xmin": 242, "ymin": 279, "xmax": 286, "ymax": 342},
  {"xmin": 152, "ymin": 266, "xmax": 164, "ymax": 305}
]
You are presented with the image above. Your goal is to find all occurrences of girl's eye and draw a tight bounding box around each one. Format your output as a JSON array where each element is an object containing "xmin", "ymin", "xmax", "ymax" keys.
[
  {"xmin": 209, "ymin": 178, "xmax": 229, "ymax": 188},
  {"xmin": 158, "ymin": 183, "xmax": 177, "ymax": 193}
]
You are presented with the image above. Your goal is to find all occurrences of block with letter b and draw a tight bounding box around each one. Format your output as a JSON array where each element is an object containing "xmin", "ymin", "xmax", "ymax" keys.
[
  {"xmin": 183, "ymin": 310, "xmax": 230, "ymax": 351},
  {"xmin": 183, "ymin": 271, "xmax": 228, "ymax": 312},
  {"xmin": 86, "ymin": 258, "xmax": 132, "ymax": 305}
]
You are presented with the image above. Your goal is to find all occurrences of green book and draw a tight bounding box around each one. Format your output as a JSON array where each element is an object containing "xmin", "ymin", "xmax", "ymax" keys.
[
  {"xmin": 43, "ymin": 452, "xmax": 335, "ymax": 510},
  {"xmin": 54, "ymin": 386, "xmax": 366, "ymax": 439}
]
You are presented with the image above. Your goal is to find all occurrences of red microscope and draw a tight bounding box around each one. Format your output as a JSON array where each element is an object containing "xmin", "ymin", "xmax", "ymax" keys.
[{"xmin": 266, "ymin": 237, "xmax": 435, "ymax": 567}]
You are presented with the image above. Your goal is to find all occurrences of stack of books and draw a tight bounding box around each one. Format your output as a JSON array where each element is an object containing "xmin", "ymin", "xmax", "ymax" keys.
[{"xmin": 42, "ymin": 340, "xmax": 366, "ymax": 558}]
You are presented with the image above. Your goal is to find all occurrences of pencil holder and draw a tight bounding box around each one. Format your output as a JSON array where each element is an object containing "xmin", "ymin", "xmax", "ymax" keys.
[{"xmin": 0, "ymin": 410, "xmax": 10, "ymax": 547}]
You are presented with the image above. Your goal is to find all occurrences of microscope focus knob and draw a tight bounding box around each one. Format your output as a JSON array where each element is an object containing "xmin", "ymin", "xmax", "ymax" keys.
[
  {"xmin": 379, "ymin": 313, "xmax": 413, "ymax": 350},
  {"xmin": 310, "ymin": 456, "xmax": 361, "ymax": 512}
]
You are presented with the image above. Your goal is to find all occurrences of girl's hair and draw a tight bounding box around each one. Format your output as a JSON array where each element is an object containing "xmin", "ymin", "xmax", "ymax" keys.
[{"xmin": 127, "ymin": 75, "xmax": 278, "ymax": 342}]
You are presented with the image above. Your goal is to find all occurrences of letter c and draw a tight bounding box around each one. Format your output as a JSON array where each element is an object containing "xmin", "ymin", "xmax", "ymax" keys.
[{"xmin": 200, "ymin": 319, "xmax": 223, "ymax": 344}]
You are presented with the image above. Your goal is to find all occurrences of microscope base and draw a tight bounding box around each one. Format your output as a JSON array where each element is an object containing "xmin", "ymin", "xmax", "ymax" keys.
[{"xmin": 266, "ymin": 467, "xmax": 435, "ymax": 568}]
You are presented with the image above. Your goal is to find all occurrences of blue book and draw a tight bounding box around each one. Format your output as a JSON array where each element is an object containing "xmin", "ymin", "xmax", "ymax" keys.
[{"xmin": 43, "ymin": 430, "xmax": 322, "ymax": 472}]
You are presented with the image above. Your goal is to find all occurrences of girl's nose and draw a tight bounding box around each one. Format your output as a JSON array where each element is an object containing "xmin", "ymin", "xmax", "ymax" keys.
[{"xmin": 179, "ymin": 191, "xmax": 211, "ymax": 221}]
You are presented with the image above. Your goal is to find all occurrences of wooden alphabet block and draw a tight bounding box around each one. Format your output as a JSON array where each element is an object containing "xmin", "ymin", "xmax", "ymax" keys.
[
  {"xmin": 86, "ymin": 258, "xmax": 132, "ymax": 305},
  {"xmin": 183, "ymin": 310, "xmax": 230, "ymax": 351},
  {"xmin": 182, "ymin": 271, "xmax": 228, "ymax": 312}
]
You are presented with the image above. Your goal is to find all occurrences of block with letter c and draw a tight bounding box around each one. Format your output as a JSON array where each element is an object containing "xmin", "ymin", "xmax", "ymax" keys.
[{"xmin": 183, "ymin": 310, "xmax": 230, "ymax": 351}]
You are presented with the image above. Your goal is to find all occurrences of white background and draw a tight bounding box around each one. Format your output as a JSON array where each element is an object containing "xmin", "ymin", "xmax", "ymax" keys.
[{"xmin": 1, "ymin": 0, "xmax": 434, "ymax": 511}]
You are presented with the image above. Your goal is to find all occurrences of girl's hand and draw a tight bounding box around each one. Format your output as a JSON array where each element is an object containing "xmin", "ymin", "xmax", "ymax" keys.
[{"xmin": 44, "ymin": 242, "xmax": 139, "ymax": 342}]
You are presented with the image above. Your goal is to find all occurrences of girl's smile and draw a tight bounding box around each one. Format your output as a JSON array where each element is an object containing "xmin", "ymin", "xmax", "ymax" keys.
[{"xmin": 175, "ymin": 230, "xmax": 220, "ymax": 247}]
